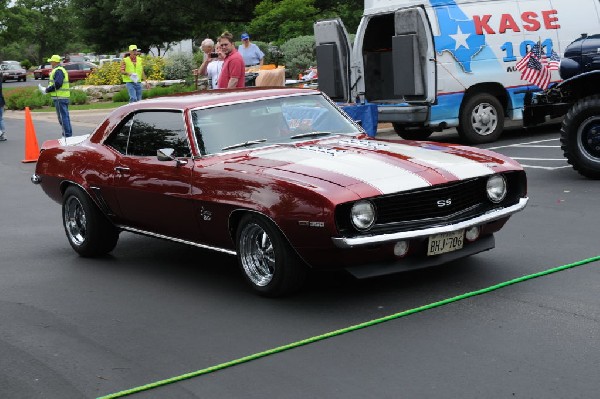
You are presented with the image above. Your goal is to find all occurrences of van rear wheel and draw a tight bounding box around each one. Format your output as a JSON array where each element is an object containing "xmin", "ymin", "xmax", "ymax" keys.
[
  {"xmin": 392, "ymin": 123, "xmax": 433, "ymax": 140},
  {"xmin": 458, "ymin": 93, "xmax": 504, "ymax": 144}
]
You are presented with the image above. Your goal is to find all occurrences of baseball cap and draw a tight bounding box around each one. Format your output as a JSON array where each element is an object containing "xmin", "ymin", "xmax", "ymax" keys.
[
  {"xmin": 129, "ymin": 44, "xmax": 139, "ymax": 51},
  {"xmin": 47, "ymin": 55, "xmax": 61, "ymax": 63},
  {"xmin": 241, "ymin": 33, "xmax": 250, "ymax": 40}
]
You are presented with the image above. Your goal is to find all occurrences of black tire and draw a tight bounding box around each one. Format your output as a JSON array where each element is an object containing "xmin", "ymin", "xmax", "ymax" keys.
[
  {"xmin": 236, "ymin": 214, "xmax": 307, "ymax": 297},
  {"xmin": 34, "ymin": 75, "xmax": 39, "ymax": 80},
  {"xmin": 458, "ymin": 93, "xmax": 504, "ymax": 144},
  {"xmin": 560, "ymin": 95, "xmax": 600, "ymax": 179},
  {"xmin": 392, "ymin": 123, "xmax": 433, "ymax": 140},
  {"xmin": 62, "ymin": 186, "xmax": 119, "ymax": 257}
]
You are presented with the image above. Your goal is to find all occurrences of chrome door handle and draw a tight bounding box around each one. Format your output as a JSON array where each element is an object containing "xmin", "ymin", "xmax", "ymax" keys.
[{"xmin": 114, "ymin": 166, "xmax": 130, "ymax": 173}]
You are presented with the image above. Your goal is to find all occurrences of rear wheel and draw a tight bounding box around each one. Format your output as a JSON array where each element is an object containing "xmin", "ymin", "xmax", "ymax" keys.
[
  {"xmin": 560, "ymin": 95, "xmax": 600, "ymax": 179},
  {"xmin": 458, "ymin": 93, "xmax": 504, "ymax": 144},
  {"xmin": 392, "ymin": 123, "xmax": 433, "ymax": 140},
  {"xmin": 62, "ymin": 186, "xmax": 119, "ymax": 257},
  {"xmin": 236, "ymin": 214, "xmax": 307, "ymax": 297}
]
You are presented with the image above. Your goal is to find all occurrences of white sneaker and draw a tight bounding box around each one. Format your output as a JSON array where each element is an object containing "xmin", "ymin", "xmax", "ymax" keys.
[{"xmin": 0, "ymin": 131, "xmax": 6, "ymax": 141}]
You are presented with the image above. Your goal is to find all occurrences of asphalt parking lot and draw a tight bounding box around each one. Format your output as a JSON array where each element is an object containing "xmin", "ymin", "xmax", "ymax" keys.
[{"xmin": 1, "ymin": 113, "xmax": 599, "ymax": 399}]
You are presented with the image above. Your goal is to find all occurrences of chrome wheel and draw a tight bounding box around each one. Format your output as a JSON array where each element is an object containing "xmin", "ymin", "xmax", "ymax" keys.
[
  {"xmin": 238, "ymin": 222, "xmax": 275, "ymax": 287},
  {"xmin": 64, "ymin": 196, "xmax": 87, "ymax": 246},
  {"xmin": 470, "ymin": 102, "xmax": 498, "ymax": 136}
]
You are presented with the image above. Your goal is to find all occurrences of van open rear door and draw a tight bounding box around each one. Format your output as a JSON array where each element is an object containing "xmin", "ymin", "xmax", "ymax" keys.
[
  {"xmin": 394, "ymin": 7, "xmax": 436, "ymax": 104},
  {"xmin": 314, "ymin": 18, "xmax": 352, "ymax": 103}
]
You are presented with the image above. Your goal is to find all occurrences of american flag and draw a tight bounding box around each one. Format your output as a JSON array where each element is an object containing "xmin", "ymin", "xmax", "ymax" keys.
[
  {"xmin": 516, "ymin": 41, "xmax": 552, "ymax": 90},
  {"xmin": 542, "ymin": 49, "xmax": 561, "ymax": 70}
]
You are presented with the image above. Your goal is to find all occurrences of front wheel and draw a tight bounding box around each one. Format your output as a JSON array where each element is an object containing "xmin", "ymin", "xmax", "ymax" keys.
[
  {"xmin": 560, "ymin": 95, "xmax": 600, "ymax": 179},
  {"xmin": 62, "ymin": 186, "xmax": 119, "ymax": 257},
  {"xmin": 458, "ymin": 93, "xmax": 504, "ymax": 144},
  {"xmin": 236, "ymin": 214, "xmax": 307, "ymax": 297}
]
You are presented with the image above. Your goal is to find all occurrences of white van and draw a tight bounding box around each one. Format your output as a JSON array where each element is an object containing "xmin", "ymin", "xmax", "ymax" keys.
[{"xmin": 315, "ymin": 0, "xmax": 600, "ymax": 143}]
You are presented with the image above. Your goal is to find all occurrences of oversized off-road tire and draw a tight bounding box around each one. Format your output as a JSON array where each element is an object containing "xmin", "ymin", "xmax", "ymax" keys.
[
  {"xmin": 560, "ymin": 95, "xmax": 600, "ymax": 179},
  {"xmin": 62, "ymin": 186, "xmax": 119, "ymax": 257},
  {"xmin": 236, "ymin": 214, "xmax": 307, "ymax": 297},
  {"xmin": 458, "ymin": 93, "xmax": 504, "ymax": 144},
  {"xmin": 392, "ymin": 123, "xmax": 433, "ymax": 140}
]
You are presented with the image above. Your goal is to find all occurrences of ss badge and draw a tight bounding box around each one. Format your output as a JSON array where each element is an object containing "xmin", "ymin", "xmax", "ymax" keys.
[{"xmin": 436, "ymin": 199, "xmax": 452, "ymax": 208}]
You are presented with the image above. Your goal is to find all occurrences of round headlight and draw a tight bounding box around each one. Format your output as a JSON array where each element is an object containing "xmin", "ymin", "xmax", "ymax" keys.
[
  {"xmin": 351, "ymin": 200, "xmax": 376, "ymax": 230},
  {"xmin": 486, "ymin": 174, "xmax": 507, "ymax": 203}
]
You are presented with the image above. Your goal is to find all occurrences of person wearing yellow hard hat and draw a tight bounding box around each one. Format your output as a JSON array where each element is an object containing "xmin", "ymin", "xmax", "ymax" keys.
[
  {"xmin": 39, "ymin": 55, "xmax": 72, "ymax": 138},
  {"xmin": 120, "ymin": 44, "xmax": 148, "ymax": 102}
]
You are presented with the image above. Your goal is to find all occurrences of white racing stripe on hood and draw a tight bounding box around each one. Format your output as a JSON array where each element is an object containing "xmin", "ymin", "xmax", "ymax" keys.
[
  {"xmin": 358, "ymin": 141, "xmax": 495, "ymax": 179},
  {"xmin": 254, "ymin": 147, "xmax": 431, "ymax": 194}
]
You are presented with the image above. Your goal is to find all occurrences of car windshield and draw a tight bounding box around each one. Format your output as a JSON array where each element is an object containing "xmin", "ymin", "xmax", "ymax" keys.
[
  {"xmin": 191, "ymin": 94, "xmax": 362, "ymax": 155},
  {"xmin": 1, "ymin": 62, "xmax": 20, "ymax": 70}
]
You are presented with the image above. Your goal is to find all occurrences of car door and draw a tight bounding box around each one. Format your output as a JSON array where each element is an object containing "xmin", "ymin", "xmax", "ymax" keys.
[{"xmin": 106, "ymin": 110, "xmax": 199, "ymax": 241}]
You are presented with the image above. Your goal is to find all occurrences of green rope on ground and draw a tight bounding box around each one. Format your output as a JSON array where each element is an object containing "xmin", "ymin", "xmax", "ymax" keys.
[{"xmin": 97, "ymin": 255, "xmax": 600, "ymax": 399}]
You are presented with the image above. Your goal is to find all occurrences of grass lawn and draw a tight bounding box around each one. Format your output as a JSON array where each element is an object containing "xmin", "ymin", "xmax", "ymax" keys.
[
  {"xmin": 31, "ymin": 101, "xmax": 126, "ymax": 112},
  {"xmin": 3, "ymin": 86, "xmax": 126, "ymax": 112}
]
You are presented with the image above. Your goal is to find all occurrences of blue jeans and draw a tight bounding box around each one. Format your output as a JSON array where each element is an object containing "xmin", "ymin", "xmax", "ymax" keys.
[
  {"xmin": 53, "ymin": 98, "xmax": 72, "ymax": 137},
  {"xmin": 0, "ymin": 106, "xmax": 5, "ymax": 132},
  {"xmin": 126, "ymin": 82, "xmax": 143, "ymax": 103}
]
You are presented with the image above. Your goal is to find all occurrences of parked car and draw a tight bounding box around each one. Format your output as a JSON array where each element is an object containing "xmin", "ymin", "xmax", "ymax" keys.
[
  {"xmin": 62, "ymin": 61, "xmax": 98, "ymax": 82},
  {"xmin": 0, "ymin": 61, "xmax": 27, "ymax": 82},
  {"xmin": 31, "ymin": 88, "xmax": 528, "ymax": 296},
  {"xmin": 34, "ymin": 63, "xmax": 53, "ymax": 80},
  {"xmin": 98, "ymin": 58, "xmax": 121, "ymax": 67}
]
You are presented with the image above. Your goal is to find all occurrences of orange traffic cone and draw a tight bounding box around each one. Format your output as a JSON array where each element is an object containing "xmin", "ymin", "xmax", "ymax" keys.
[{"xmin": 22, "ymin": 106, "xmax": 40, "ymax": 163}]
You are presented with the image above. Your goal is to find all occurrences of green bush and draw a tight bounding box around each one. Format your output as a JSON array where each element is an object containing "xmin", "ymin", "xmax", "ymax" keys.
[
  {"xmin": 4, "ymin": 87, "xmax": 88, "ymax": 110},
  {"xmin": 280, "ymin": 35, "xmax": 316, "ymax": 79},
  {"xmin": 113, "ymin": 83, "xmax": 196, "ymax": 102},
  {"xmin": 21, "ymin": 59, "xmax": 32, "ymax": 70},
  {"xmin": 163, "ymin": 53, "xmax": 195, "ymax": 81}
]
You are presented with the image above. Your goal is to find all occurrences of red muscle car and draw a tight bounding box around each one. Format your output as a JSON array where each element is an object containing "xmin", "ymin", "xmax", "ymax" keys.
[{"xmin": 32, "ymin": 88, "xmax": 528, "ymax": 296}]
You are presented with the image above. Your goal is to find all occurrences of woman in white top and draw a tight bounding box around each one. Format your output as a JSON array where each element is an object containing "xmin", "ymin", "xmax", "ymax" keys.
[{"xmin": 198, "ymin": 45, "xmax": 224, "ymax": 89}]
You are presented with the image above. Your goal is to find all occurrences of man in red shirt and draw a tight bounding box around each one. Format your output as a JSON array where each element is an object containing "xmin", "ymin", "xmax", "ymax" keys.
[{"xmin": 217, "ymin": 31, "xmax": 246, "ymax": 89}]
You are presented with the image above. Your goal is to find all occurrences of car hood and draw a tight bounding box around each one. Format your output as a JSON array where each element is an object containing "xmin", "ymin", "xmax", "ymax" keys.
[{"xmin": 237, "ymin": 137, "xmax": 521, "ymax": 196}]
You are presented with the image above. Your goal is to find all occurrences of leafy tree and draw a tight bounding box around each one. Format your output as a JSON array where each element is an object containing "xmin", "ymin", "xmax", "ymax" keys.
[
  {"xmin": 249, "ymin": 0, "xmax": 319, "ymax": 44},
  {"xmin": 0, "ymin": 0, "xmax": 75, "ymax": 64}
]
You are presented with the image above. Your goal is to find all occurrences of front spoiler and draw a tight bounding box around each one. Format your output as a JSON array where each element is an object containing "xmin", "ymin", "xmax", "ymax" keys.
[{"xmin": 332, "ymin": 197, "xmax": 528, "ymax": 248}]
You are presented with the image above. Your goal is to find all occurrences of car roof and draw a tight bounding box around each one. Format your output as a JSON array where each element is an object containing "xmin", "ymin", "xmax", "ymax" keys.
[{"xmin": 124, "ymin": 87, "xmax": 321, "ymax": 111}]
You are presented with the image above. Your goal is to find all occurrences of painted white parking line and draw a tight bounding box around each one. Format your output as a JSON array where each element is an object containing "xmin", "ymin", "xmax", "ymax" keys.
[
  {"xmin": 519, "ymin": 165, "xmax": 572, "ymax": 170},
  {"xmin": 519, "ymin": 145, "xmax": 561, "ymax": 148},
  {"xmin": 487, "ymin": 138, "xmax": 559, "ymax": 150},
  {"xmin": 511, "ymin": 157, "xmax": 565, "ymax": 161}
]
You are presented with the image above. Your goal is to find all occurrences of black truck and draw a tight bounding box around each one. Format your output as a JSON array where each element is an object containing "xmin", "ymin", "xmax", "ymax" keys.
[{"xmin": 524, "ymin": 34, "xmax": 600, "ymax": 179}]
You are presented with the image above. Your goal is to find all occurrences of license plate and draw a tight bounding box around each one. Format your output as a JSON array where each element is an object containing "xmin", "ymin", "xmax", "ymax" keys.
[{"xmin": 427, "ymin": 230, "xmax": 464, "ymax": 256}]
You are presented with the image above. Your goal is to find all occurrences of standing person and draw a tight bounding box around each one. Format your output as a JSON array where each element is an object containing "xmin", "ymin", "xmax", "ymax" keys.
[
  {"xmin": 40, "ymin": 55, "xmax": 72, "ymax": 138},
  {"xmin": 200, "ymin": 38, "xmax": 215, "ymax": 62},
  {"xmin": 238, "ymin": 33, "xmax": 264, "ymax": 68},
  {"xmin": 217, "ymin": 31, "xmax": 246, "ymax": 89},
  {"xmin": 198, "ymin": 45, "xmax": 224, "ymax": 89},
  {"xmin": 121, "ymin": 45, "xmax": 148, "ymax": 103},
  {"xmin": 0, "ymin": 71, "xmax": 6, "ymax": 141}
]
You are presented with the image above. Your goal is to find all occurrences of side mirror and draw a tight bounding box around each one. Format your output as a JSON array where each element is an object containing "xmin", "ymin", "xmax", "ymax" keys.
[{"xmin": 157, "ymin": 148, "xmax": 187, "ymax": 166}]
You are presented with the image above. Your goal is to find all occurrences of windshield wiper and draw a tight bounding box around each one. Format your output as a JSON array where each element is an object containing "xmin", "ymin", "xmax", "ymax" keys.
[
  {"xmin": 221, "ymin": 139, "xmax": 267, "ymax": 151},
  {"xmin": 290, "ymin": 131, "xmax": 332, "ymax": 140}
]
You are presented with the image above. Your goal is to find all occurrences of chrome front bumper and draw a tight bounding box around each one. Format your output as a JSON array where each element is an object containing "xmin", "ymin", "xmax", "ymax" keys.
[{"xmin": 332, "ymin": 197, "xmax": 529, "ymax": 248}]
